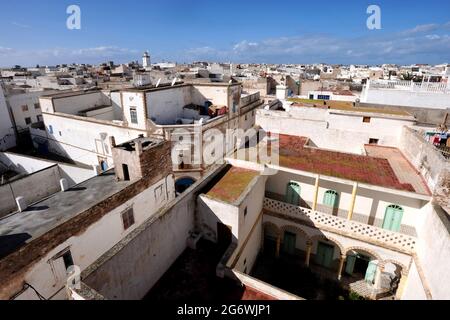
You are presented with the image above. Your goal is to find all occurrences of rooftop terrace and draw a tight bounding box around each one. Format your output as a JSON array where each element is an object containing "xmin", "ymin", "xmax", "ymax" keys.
[
  {"xmin": 273, "ymin": 134, "xmax": 415, "ymax": 192},
  {"xmin": 0, "ymin": 171, "xmax": 133, "ymax": 259},
  {"xmin": 288, "ymin": 98, "xmax": 411, "ymax": 117},
  {"xmin": 206, "ymin": 167, "xmax": 260, "ymax": 203}
]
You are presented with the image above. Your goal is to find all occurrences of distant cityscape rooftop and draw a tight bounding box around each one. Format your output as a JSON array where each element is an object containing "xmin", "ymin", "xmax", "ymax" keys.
[{"xmin": 288, "ymin": 98, "xmax": 412, "ymax": 117}]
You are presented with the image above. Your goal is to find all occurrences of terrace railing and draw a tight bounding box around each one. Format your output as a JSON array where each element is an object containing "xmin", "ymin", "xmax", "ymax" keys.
[
  {"xmin": 240, "ymin": 92, "xmax": 261, "ymax": 106},
  {"xmin": 263, "ymin": 198, "xmax": 417, "ymax": 253},
  {"xmin": 368, "ymin": 80, "xmax": 450, "ymax": 94}
]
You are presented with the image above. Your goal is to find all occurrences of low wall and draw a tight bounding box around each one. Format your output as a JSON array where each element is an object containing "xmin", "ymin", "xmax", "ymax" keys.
[
  {"xmin": 0, "ymin": 165, "xmax": 60, "ymax": 218},
  {"xmin": 413, "ymin": 203, "xmax": 450, "ymax": 299},
  {"xmin": 399, "ymin": 127, "xmax": 450, "ymax": 191}
]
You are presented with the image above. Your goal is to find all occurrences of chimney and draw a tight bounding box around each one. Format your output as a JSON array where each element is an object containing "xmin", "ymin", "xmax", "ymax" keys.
[
  {"xmin": 135, "ymin": 140, "xmax": 143, "ymax": 154},
  {"xmin": 109, "ymin": 136, "xmax": 116, "ymax": 148},
  {"xmin": 16, "ymin": 196, "xmax": 27, "ymax": 212},
  {"xmin": 60, "ymin": 178, "xmax": 69, "ymax": 192}
]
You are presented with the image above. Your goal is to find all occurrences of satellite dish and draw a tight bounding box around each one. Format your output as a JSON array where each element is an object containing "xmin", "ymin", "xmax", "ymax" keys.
[
  {"xmin": 156, "ymin": 78, "xmax": 161, "ymax": 87},
  {"xmin": 171, "ymin": 78, "xmax": 177, "ymax": 86}
]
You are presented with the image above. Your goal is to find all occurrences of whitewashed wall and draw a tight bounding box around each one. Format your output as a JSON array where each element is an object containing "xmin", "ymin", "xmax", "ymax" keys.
[
  {"xmin": 266, "ymin": 170, "xmax": 428, "ymax": 234},
  {"xmin": 257, "ymin": 109, "xmax": 414, "ymax": 154},
  {"xmin": 0, "ymin": 85, "xmax": 15, "ymax": 151},
  {"xmin": 42, "ymin": 113, "xmax": 146, "ymax": 166},
  {"xmin": 13, "ymin": 175, "xmax": 175, "ymax": 300}
]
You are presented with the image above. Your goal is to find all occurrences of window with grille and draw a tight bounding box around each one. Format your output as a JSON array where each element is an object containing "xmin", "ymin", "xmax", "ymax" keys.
[
  {"xmin": 121, "ymin": 207, "xmax": 135, "ymax": 230},
  {"xmin": 130, "ymin": 107, "xmax": 138, "ymax": 124}
]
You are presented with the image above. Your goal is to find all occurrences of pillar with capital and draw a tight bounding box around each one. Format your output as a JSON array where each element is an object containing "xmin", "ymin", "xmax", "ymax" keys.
[
  {"xmin": 395, "ymin": 272, "xmax": 409, "ymax": 300},
  {"xmin": 275, "ymin": 235, "xmax": 281, "ymax": 258},
  {"xmin": 337, "ymin": 255, "xmax": 346, "ymax": 280}
]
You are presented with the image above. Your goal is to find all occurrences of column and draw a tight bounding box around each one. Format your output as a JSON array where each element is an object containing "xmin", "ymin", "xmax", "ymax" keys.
[
  {"xmin": 395, "ymin": 272, "xmax": 409, "ymax": 300},
  {"xmin": 337, "ymin": 255, "xmax": 346, "ymax": 280},
  {"xmin": 305, "ymin": 241, "xmax": 313, "ymax": 267},
  {"xmin": 374, "ymin": 264, "xmax": 385, "ymax": 290},
  {"xmin": 312, "ymin": 175, "xmax": 320, "ymax": 211},
  {"xmin": 275, "ymin": 235, "xmax": 281, "ymax": 258},
  {"xmin": 347, "ymin": 182, "xmax": 358, "ymax": 221}
]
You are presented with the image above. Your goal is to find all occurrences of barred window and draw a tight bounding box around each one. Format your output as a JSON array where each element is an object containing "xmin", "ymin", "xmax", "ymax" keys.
[{"xmin": 121, "ymin": 207, "xmax": 135, "ymax": 230}]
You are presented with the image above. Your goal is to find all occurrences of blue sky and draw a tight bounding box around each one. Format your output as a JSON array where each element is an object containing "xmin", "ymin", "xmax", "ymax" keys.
[{"xmin": 0, "ymin": 0, "xmax": 449, "ymax": 66}]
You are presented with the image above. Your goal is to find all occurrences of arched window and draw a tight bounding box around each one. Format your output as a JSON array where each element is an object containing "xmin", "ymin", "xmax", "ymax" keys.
[
  {"xmin": 323, "ymin": 190, "xmax": 339, "ymax": 208},
  {"xmin": 382, "ymin": 205, "xmax": 404, "ymax": 232}
]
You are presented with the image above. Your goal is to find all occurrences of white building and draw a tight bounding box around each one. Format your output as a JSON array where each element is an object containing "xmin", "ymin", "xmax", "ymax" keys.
[
  {"xmin": 38, "ymin": 82, "xmax": 262, "ymax": 181},
  {"xmin": 0, "ymin": 83, "xmax": 16, "ymax": 151},
  {"xmin": 307, "ymin": 90, "xmax": 358, "ymax": 102},
  {"xmin": 0, "ymin": 137, "xmax": 175, "ymax": 300},
  {"xmin": 6, "ymin": 89, "xmax": 60, "ymax": 130},
  {"xmin": 62, "ymin": 126, "xmax": 449, "ymax": 301},
  {"xmin": 142, "ymin": 51, "xmax": 151, "ymax": 70},
  {"xmin": 257, "ymin": 100, "xmax": 416, "ymax": 154},
  {"xmin": 361, "ymin": 79, "xmax": 450, "ymax": 109}
]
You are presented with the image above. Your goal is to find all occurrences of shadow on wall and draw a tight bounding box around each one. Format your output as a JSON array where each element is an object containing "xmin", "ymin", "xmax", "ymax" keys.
[{"xmin": 0, "ymin": 233, "xmax": 32, "ymax": 260}]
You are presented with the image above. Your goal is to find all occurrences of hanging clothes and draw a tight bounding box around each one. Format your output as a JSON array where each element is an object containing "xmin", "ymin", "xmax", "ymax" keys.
[{"xmin": 433, "ymin": 134, "xmax": 441, "ymax": 146}]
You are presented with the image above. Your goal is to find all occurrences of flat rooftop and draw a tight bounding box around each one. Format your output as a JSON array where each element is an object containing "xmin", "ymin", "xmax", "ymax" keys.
[
  {"xmin": 364, "ymin": 145, "xmax": 431, "ymax": 195},
  {"xmin": 115, "ymin": 137, "xmax": 165, "ymax": 152},
  {"xmin": 0, "ymin": 171, "xmax": 133, "ymax": 259},
  {"xmin": 40, "ymin": 88, "xmax": 101, "ymax": 99},
  {"xmin": 207, "ymin": 167, "xmax": 259, "ymax": 203},
  {"xmin": 274, "ymin": 134, "xmax": 415, "ymax": 192},
  {"xmin": 288, "ymin": 98, "xmax": 412, "ymax": 117}
]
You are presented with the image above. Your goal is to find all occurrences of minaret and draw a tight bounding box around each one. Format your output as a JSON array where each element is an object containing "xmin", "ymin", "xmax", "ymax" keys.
[{"xmin": 142, "ymin": 51, "xmax": 151, "ymax": 69}]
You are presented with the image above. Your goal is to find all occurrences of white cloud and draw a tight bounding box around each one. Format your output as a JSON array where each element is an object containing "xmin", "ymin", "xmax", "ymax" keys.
[
  {"xmin": 11, "ymin": 21, "xmax": 31, "ymax": 29},
  {"xmin": 0, "ymin": 46, "xmax": 139, "ymax": 67},
  {"xmin": 401, "ymin": 23, "xmax": 439, "ymax": 35},
  {"xmin": 181, "ymin": 23, "xmax": 450, "ymax": 64},
  {"xmin": 426, "ymin": 34, "xmax": 441, "ymax": 40}
]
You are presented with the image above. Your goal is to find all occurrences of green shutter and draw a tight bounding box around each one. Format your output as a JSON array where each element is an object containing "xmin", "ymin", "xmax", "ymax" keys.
[
  {"xmin": 282, "ymin": 232, "xmax": 296, "ymax": 255},
  {"xmin": 323, "ymin": 190, "xmax": 339, "ymax": 207},
  {"xmin": 365, "ymin": 261, "xmax": 378, "ymax": 284},
  {"xmin": 345, "ymin": 255, "xmax": 357, "ymax": 275},
  {"xmin": 285, "ymin": 182, "xmax": 301, "ymax": 206},
  {"xmin": 316, "ymin": 242, "xmax": 334, "ymax": 269},
  {"xmin": 382, "ymin": 205, "xmax": 403, "ymax": 232}
]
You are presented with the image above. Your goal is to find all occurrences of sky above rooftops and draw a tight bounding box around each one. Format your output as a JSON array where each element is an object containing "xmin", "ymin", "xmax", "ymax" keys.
[{"xmin": 0, "ymin": 0, "xmax": 449, "ymax": 67}]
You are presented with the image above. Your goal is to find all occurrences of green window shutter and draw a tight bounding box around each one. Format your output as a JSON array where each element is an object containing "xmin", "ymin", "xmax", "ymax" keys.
[
  {"xmin": 282, "ymin": 232, "xmax": 296, "ymax": 255},
  {"xmin": 345, "ymin": 255, "xmax": 357, "ymax": 275},
  {"xmin": 382, "ymin": 205, "xmax": 404, "ymax": 232},
  {"xmin": 323, "ymin": 190, "xmax": 339, "ymax": 208},
  {"xmin": 285, "ymin": 182, "xmax": 301, "ymax": 206},
  {"xmin": 365, "ymin": 261, "xmax": 378, "ymax": 284},
  {"xmin": 316, "ymin": 242, "xmax": 334, "ymax": 269}
]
